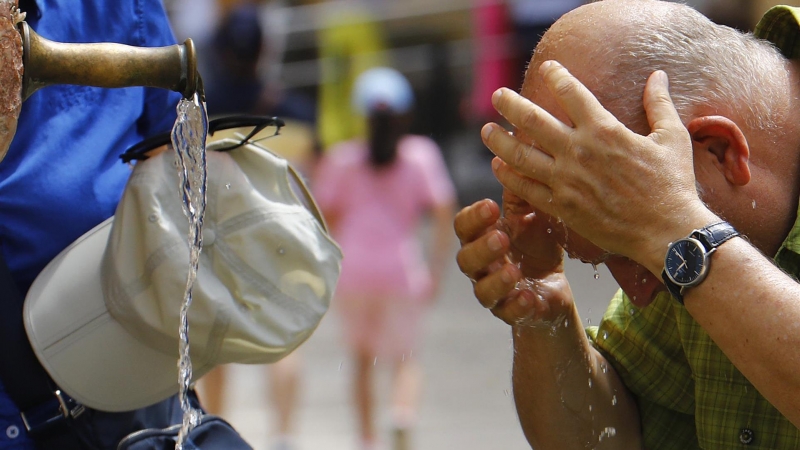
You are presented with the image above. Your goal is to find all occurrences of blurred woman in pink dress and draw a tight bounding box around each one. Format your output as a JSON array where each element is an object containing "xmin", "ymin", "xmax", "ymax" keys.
[{"xmin": 314, "ymin": 67, "xmax": 457, "ymax": 450}]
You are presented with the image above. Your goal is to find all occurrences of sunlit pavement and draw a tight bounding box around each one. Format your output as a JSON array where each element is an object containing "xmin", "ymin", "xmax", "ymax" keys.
[{"xmin": 216, "ymin": 245, "xmax": 620, "ymax": 450}]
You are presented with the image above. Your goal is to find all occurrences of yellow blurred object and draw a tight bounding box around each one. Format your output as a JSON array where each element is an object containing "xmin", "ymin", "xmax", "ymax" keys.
[{"xmin": 316, "ymin": 6, "xmax": 388, "ymax": 150}]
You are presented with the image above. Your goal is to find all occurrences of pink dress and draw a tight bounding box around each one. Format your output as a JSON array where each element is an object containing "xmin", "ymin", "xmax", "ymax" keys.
[{"xmin": 314, "ymin": 135, "xmax": 456, "ymax": 357}]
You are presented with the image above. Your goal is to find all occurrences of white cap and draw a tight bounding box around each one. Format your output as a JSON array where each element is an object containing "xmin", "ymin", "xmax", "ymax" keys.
[
  {"xmin": 352, "ymin": 67, "xmax": 414, "ymax": 115},
  {"xmin": 23, "ymin": 138, "xmax": 342, "ymax": 412}
]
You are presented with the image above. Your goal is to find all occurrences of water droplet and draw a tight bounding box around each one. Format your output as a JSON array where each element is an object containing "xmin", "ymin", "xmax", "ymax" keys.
[
  {"xmin": 641, "ymin": 278, "xmax": 647, "ymax": 284},
  {"xmin": 148, "ymin": 213, "xmax": 158, "ymax": 223},
  {"xmin": 546, "ymin": 228, "xmax": 552, "ymax": 234},
  {"xmin": 588, "ymin": 378, "xmax": 593, "ymax": 388},
  {"xmin": 588, "ymin": 404, "xmax": 593, "ymax": 412},
  {"xmin": 598, "ymin": 427, "xmax": 617, "ymax": 441},
  {"xmin": 338, "ymin": 361, "xmax": 343, "ymax": 371},
  {"xmin": 612, "ymin": 395, "xmax": 617, "ymax": 405},
  {"xmin": 587, "ymin": 317, "xmax": 592, "ymax": 325},
  {"xmin": 373, "ymin": 357, "xmax": 378, "ymax": 366},
  {"xmin": 602, "ymin": 331, "xmax": 608, "ymax": 340},
  {"xmin": 225, "ymin": 183, "xmax": 231, "ymax": 189},
  {"xmin": 504, "ymin": 389, "xmax": 510, "ymax": 397},
  {"xmin": 277, "ymin": 246, "xmax": 286, "ymax": 255},
  {"xmin": 629, "ymin": 308, "xmax": 636, "ymax": 316},
  {"xmin": 592, "ymin": 264, "xmax": 599, "ymax": 280},
  {"xmin": 632, "ymin": 296, "xmax": 637, "ymax": 302},
  {"xmin": 752, "ymin": 199, "xmax": 756, "ymax": 209},
  {"xmin": 402, "ymin": 354, "xmax": 405, "ymax": 362},
  {"xmin": 564, "ymin": 318, "xmax": 569, "ymax": 327},
  {"xmin": 601, "ymin": 363, "xmax": 607, "ymax": 374}
]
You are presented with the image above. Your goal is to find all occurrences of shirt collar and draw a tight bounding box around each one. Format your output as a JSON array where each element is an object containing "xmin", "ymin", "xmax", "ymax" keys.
[{"xmin": 755, "ymin": 5, "xmax": 800, "ymax": 59}]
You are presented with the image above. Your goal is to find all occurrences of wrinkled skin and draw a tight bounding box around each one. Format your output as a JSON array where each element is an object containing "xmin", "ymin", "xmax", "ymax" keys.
[{"xmin": 0, "ymin": 0, "xmax": 23, "ymax": 163}]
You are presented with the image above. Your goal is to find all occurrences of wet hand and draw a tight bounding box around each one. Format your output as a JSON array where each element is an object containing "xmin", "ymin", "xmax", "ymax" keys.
[
  {"xmin": 498, "ymin": 190, "xmax": 565, "ymax": 277},
  {"xmin": 482, "ymin": 62, "xmax": 715, "ymax": 273},
  {"xmin": 454, "ymin": 198, "xmax": 573, "ymax": 326}
]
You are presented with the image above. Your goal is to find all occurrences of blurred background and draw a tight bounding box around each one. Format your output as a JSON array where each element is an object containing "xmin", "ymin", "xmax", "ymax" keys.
[{"xmin": 159, "ymin": 1, "xmax": 800, "ymax": 448}]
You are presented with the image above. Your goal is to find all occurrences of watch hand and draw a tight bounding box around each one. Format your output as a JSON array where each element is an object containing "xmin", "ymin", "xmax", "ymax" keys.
[
  {"xmin": 674, "ymin": 261, "xmax": 687, "ymax": 275},
  {"xmin": 672, "ymin": 248, "xmax": 686, "ymax": 262}
]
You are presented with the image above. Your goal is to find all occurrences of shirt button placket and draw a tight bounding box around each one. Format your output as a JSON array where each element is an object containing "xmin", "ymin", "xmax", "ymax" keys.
[{"xmin": 739, "ymin": 428, "xmax": 754, "ymax": 445}]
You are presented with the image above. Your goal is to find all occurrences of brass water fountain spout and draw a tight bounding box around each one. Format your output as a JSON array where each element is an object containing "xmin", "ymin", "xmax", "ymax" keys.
[{"xmin": 19, "ymin": 21, "xmax": 198, "ymax": 101}]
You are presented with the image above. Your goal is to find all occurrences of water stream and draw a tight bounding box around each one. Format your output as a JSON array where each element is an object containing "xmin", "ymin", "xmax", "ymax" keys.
[{"xmin": 170, "ymin": 93, "xmax": 209, "ymax": 450}]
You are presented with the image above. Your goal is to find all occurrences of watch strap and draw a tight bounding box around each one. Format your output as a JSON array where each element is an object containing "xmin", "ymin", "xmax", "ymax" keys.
[
  {"xmin": 693, "ymin": 221, "xmax": 740, "ymax": 251},
  {"xmin": 661, "ymin": 271, "xmax": 685, "ymax": 303}
]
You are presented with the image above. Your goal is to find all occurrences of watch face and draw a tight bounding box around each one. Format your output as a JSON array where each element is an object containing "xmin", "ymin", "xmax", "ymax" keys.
[{"xmin": 665, "ymin": 238, "xmax": 708, "ymax": 286}]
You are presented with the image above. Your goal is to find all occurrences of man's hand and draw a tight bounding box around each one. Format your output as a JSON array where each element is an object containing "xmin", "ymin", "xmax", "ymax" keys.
[
  {"xmin": 481, "ymin": 62, "xmax": 718, "ymax": 274},
  {"xmin": 454, "ymin": 193, "xmax": 573, "ymax": 326}
]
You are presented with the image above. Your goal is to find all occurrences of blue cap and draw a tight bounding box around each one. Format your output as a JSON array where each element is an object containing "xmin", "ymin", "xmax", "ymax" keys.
[{"xmin": 352, "ymin": 67, "xmax": 414, "ymax": 115}]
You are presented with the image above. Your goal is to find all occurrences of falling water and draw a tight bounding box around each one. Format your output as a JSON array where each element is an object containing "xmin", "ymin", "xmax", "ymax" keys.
[{"xmin": 171, "ymin": 93, "xmax": 209, "ymax": 450}]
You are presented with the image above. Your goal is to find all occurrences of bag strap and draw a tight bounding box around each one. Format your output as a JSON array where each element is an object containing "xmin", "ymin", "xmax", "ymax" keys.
[{"xmin": 0, "ymin": 246, "xmax": 84, "ymax": 442}]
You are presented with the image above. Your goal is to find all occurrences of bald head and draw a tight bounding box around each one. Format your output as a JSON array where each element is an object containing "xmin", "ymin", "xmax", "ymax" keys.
[
  {"xmin": 523, "ymin": 0, "xmax": 793, "ymax": 146},
  {"xmin": 517, "ymin": 0, "xmax": 800, "ymax": 257}
]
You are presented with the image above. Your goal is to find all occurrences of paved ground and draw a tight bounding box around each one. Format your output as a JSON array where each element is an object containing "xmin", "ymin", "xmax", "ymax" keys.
[{"xmin": 207, "ymin": 242, "xmax": 621, "ymax": 450}]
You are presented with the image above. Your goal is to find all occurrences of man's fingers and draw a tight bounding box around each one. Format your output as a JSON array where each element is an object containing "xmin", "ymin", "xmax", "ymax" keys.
[
  {"xmin": 643, "ymin": 70, "xmax": 688, "ymax": 145},
  {"xmin": 538, "ymin": 60, "xmax": 616, "ymax": 130},
  {"xmin": 491, "ymin": 290, "xmax": 548, "ymax": 326},
  {"xmin": 482, "ymin": 123, "xmax": 555, "ymax": 186},
  {"xmin": 454, "ymin": 199, "xmax": 501, "ymax": 244},
  {"xmin": 490, "ymin": 88, "xmax": 571, "ymax": 154},
  {"xmin": 456, "ymin": 229, "xmax": 510, "ymax": 277},
  {"xmin": 491, "ymin": 158, "xmax": 557, "ymax": 217},
  {"xmin": 472, "ymin": 263, "xmax": 521, "ymax": 309}
]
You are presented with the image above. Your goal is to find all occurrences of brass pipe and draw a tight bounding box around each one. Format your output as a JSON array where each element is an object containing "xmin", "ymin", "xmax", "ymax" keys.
[{"xmin": 19, "ymin": 22, "xmax": 198, "ymax": 101}]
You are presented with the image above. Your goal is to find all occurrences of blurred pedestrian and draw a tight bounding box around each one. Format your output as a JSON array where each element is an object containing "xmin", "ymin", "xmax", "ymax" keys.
[
  {"xmin": 313, "ymin": 67, "xmax": 457, "ymax": 450},
  {"xmin": 202, "ymin": 2, "xmax": 315, "ymax": 123}
]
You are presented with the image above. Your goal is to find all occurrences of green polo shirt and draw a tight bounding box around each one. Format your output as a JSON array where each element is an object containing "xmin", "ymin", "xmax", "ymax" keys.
[{"xmin": 585, "ymin": 6, "xmax": 800, "ymax": 449}]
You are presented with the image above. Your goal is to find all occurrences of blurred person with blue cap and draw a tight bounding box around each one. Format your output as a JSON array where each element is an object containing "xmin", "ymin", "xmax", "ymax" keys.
[{"xmin": 313, "ymin": 67, "xmax": 457, "ymax": 450}]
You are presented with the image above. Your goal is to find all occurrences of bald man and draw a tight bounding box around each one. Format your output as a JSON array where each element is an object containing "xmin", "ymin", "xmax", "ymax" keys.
[{"xmin": 457, "ymin": 1, "xmax": 800, "ymax": 449}]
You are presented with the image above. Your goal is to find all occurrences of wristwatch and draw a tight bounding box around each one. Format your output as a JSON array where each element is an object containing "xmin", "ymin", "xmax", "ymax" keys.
[{"xmin": 661, "ymin": 221, "xmax": 740, "ymax": 304}]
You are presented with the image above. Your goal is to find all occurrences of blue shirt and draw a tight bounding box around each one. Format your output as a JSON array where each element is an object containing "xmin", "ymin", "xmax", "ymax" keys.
[{"xmin": 0, "ymin": 0, "xmax": 180, "ymax": 447}]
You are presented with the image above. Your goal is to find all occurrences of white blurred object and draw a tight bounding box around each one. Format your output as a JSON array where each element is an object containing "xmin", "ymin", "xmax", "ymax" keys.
[{"xmin": 164, "ymin": 0, "xmax": 220, "ymax": 49}]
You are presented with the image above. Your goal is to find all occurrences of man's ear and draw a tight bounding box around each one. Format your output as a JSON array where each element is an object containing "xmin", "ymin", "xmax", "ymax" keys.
[{"xmin": 686, "ymin": 116, "xmax": 751, "ymax": 186}]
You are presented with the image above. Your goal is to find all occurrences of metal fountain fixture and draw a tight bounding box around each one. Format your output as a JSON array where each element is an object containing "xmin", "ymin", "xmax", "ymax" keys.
[{"xmin": 18, "ymin": 21, "xmax": 199, "ymax": 101}]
